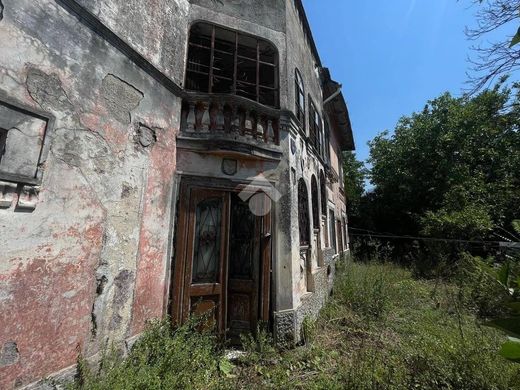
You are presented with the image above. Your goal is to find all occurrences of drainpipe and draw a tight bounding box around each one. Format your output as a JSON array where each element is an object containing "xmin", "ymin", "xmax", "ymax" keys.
[{"xmin": 323, "ymin": 84, "xmax": 342, "ymax": 105}]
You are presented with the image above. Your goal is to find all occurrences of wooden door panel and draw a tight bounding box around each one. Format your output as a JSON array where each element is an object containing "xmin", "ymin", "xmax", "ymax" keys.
[
  {"xmin": 190, "ymin": 296, "xmax": 219, "ymax": 331},
  {"xmin": 227, "ymin": 193, "xmax": 261, "ymax": 339},
  {"xmin": 228, "ymin": 293, "xmax": 252, "ymax": 332},
  {"xmin": 172, "ymin": 181, "xmax": 272, "ymax": 339},
  {"xmin": 182, "ymin": 188, "xmax": 229, "ymax": 333}
]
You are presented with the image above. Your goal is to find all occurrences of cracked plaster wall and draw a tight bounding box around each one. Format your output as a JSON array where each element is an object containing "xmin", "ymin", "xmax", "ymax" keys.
[
  {"xmin": 0, "ymin": 0, "xmax": 181, "ymax": 388},
  {"xmin": 73, "ymin": 0, "xmax": 190, "ymax": 86},
  {"xmin": 0, "ymin": 0, "xmax": 351, "ymax": 386}
]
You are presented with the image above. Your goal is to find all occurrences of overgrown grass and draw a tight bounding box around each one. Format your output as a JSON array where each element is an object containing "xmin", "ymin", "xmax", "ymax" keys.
[
  {"xmin": 70, "ymin": 319, "xmax": 223, "ymax": 390},
  {"xmin": 228, "ymin": 261, "xmax": 520, "ymax": 389},
  {"xmin": 70, "ymin": 261, "xmax": 520, "ymax": 390}
]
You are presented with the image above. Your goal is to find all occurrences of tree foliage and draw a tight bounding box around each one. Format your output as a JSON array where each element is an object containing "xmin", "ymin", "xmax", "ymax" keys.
[
  {"xmin": 466, "ymin": 0, "xmax": 520, "ymax": 92},
  {"xmin": 366, "ymin": 82, "xmax": 520, "ymax": 239},
  {"xmin": 342, "ymin": 151, "xmax": 367, "ymax": 218}
]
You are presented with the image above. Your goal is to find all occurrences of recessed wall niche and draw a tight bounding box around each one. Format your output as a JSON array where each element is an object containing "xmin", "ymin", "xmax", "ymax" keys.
[{"xmin": 0, "ymin": 99, "xmax": 53, "ymax": 185}]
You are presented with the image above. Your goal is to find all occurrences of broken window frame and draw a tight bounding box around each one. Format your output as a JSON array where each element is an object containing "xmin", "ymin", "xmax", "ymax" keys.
[
  {"xmin": 295, "ymin": 68, "xmax": 305, "ymax": 129},
  {"xmin": 186, "ymin": 22, "xmax": 280, "ymax": 108}
]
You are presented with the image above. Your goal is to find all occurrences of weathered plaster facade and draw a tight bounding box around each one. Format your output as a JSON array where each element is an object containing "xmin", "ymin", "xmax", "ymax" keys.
[{"xmin": 0, "ymin": 1, "xmax": 354, "ymax": 388}]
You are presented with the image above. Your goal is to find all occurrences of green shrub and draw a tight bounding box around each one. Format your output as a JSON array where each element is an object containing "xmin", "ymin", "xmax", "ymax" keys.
[
  {"xmin": 334, "ymin": 261, "xmax": 410, "ymax": 319},
  {"xmin": 239, "ymin": 323, "xmax": 278, "ymax": 365},
  {"xmin": 69, "ymin": 261, "xmax": 520, "ymax": 390},
  {"xmin": 301, "ymin": 316, "xmax": 317, "ymax": 345},
  {"xmin": 71, "ymin": 319, "xmax": 223, "ymax": 390},
  {"xmin": 455, "ymin": 253, "xmax": 513, "ymax": 318}
]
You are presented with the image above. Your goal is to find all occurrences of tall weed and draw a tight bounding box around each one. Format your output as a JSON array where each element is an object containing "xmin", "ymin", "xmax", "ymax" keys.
[{"xmin": 71, "ymin": 319, "xmax": 222, "ymax": 390}]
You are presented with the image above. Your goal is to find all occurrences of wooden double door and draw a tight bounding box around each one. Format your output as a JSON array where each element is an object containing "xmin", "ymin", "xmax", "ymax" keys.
[{"xmin": 171, "ymin": 182, "xmax": 272, "ymax": 339}]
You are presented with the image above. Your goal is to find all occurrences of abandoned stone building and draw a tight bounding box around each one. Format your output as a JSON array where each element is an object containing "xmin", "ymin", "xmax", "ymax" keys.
[{"xmin": 0, "ymin": 0, "xmax": 354, "ymax": 387}]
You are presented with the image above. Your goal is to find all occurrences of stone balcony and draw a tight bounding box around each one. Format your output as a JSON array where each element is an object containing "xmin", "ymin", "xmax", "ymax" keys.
[{"xmin": 178, "ymin": 93, "xmax": 283, "ymax": 160}]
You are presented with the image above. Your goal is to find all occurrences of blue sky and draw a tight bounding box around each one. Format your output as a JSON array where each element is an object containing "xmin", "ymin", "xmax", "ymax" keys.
[{"xmin": 302, "ymin": 0, "xmax": 503, "ymax": 162}]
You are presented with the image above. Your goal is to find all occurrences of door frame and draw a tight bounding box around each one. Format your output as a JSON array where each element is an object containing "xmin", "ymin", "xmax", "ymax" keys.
[{"xmin": 170, "ymin": 176, "xmax": 274, "ymax": 333}]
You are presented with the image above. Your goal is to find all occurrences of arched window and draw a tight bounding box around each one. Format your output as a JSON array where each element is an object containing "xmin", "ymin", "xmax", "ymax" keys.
[
  {"xmin": 308, "ymin": 98, "xmax": 322, "ymax": 152},
  {"xmin": 186, "ymin": 22, "xmax": 279, "ymax": 107},
  {"xmin": 320, "ymin": 170, "xmax": 327, "ymax": 215},
  {"xmin": 298, "ymin": 178, "xmax": 310, "ymax": 246},
  {"xmin": 295, "ymin": 69, "xmax": 305, "ymax": 127},
  {"xmin": 311, "ymin": 175, "xmax": 319, "ymax": 229}
]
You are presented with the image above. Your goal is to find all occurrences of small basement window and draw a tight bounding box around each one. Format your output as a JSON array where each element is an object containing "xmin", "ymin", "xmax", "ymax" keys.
[{"xmin": 186, "ymin": 22, "xmax": 280, "ymax": 108}]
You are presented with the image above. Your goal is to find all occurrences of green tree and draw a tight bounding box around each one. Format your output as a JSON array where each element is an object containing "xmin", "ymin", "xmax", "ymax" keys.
[
  {"xmin": 367, "ymin": 82, "xmax": 520, "ymax": 240},
  {"xmin": 342, "ymin": 151, "xmax": 367, "ymax": 218}
]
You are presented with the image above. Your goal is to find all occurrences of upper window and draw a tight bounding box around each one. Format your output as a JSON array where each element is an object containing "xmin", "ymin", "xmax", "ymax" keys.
[
  {"xmin": 298, "ymin": 178, "xmax": 310, "ymax": 246},
  {"xmin": 295, "ymin": 69, "xmax": 305, "ymax": 127},
  {"xmin": 323, "ymin": 115, "xmax": 331, "ymax": 163},
  {"xmin": 186, "ymin": 22, "xmax": 279, "ymax": 108},
  {"xmin": 308, "ymin": 98, "xmax": 322, "ymax": 153},
  {"xmin": 311, "ymin": 175, "xmax": 319, "ymax": 230}
]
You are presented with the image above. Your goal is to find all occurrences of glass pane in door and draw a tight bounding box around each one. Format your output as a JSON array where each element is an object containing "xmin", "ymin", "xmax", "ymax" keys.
[
  {"xmin": 229, "ymin": 194, "xmax": 257, "ymax": 280},
  {"xmin": 192, "ymin": 198, "xmax": 222, "ymax": 283}
]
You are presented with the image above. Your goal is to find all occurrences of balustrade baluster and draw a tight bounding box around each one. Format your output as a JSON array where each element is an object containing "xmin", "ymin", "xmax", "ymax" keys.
[
  {"xmin": 201, "ymin": 103, "xmax": 211, "ymax": 132},
  {"xmin": 182, "ymin": 97, "xmax": 280, "ymax": 146},
  {"xmin": 194, "ymin": 102, "xmax": 204, "ymax": 131},
  {"xmin": 186, "ymin": 102, "xmax": 196, "ymax": 132}
]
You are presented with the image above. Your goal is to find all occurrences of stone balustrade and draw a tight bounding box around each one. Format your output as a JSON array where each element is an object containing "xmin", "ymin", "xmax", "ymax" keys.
[{"xmin": 180, "ymin": 94, "xmax": 280, "ymax": 146}]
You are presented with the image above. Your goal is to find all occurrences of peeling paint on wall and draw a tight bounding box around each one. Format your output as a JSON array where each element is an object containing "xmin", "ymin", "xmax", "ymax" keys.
[
  {"xmin": 100, "ymin": 74, "xmax": 143, "ymax": 124},
  {"xmin": 26, "ymin": 67, "xmax": 74, "ymax": 112},
  {"xmin": 0, "ymin": 0, "xmax": 351, "ymax": 388},
  {"xmin": 0, "ymin": 342, "xmax": 19, "ymax": 368}
]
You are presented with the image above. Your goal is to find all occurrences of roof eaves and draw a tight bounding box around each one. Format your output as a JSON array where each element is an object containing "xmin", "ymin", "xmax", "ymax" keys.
[{"xmin": 294, "ymin": 0, "xmax": 322, "ymax": 67}]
